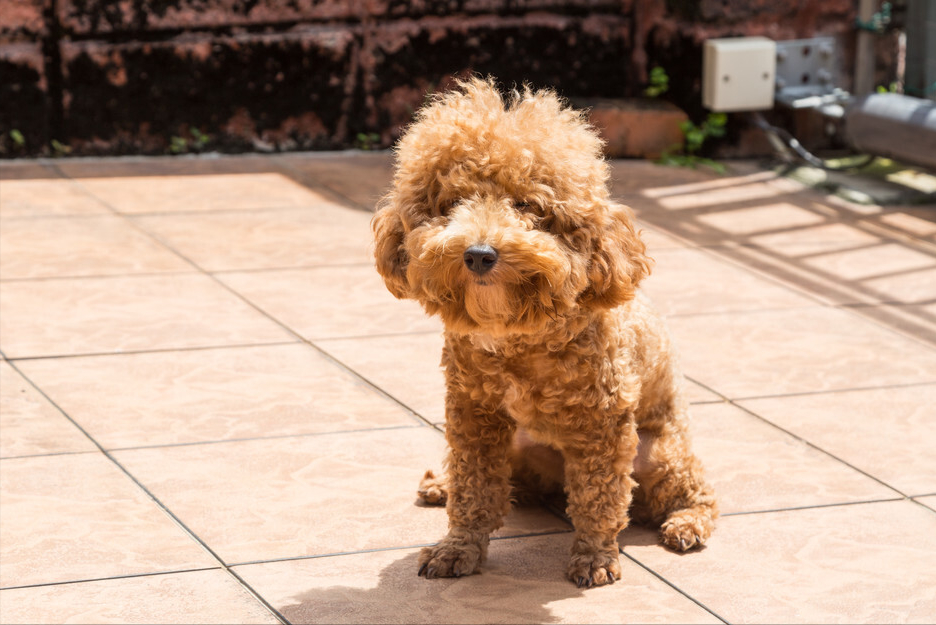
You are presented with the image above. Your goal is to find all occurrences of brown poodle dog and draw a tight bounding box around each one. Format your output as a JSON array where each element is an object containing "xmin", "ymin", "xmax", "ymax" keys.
[{"xmin": 372, "ymin": 77, "xmax": 717, "ymax": 588}]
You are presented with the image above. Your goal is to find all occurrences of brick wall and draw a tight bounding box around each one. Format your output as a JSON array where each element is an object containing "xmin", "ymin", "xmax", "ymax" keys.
[{"xmin": 1, "ymin": 0, "xmax": 861, "ymax": 157}]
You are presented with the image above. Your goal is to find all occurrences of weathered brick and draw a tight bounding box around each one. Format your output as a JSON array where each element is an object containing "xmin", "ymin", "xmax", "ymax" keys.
[
  {"xmin": 577, "ymin": 97, "xmax": 688, "ymax": 159},
  {"xmin": 60, "ymin": 29, "xmax": 356, "ymax": 154},
  {"xmin": 359, "ymin": 13, "xmax": 637, "ymax": 145},
  {"xmin": 0, "ymin": 0, "xmax": 46, "ymax": 43},
  {"xmin": 0, "ymin": 42, "xmax": 48, "ymax": 156},
  {"xmin": 58, "ymin": 0, "xmax": 361, "ymax": 36}
]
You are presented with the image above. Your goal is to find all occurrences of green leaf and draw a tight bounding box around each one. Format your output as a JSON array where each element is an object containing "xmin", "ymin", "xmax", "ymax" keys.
[{"xmin": 10, "ymin": 129, "xmax": 25, "ymax": 146}]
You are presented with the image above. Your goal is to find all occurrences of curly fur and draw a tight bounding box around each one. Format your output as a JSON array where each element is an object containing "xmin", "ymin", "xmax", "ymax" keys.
[{"xmin": 373, "ymin": 77, "xmax": 717, "ymax": 588}]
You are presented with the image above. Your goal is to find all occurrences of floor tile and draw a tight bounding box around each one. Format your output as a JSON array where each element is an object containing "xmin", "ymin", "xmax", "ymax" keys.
[
  {"xmin": 738, "ymin": 384, "xmax": 936, "ymax": 496},
  {"xmin": 915, "ymin": 496, "xmax": 936, "ymax": 512},
  {"xmin": 0, "ymin": 569, "xmax": 279, "ymax": 624},
  {"xmin": 0, "ymin": 215, "xmax": 191, "ymax": 279},
  {"xmin": 112, "ymin": 428, "xmax": 568, "ymax": 565},
  {"xmin": 638, "ymin": 224, "xmax": 692, "ymax": 250},
  {"xmin": 317, "ymin": 332, "xmax": 446, "ymax": 423},
  {"xmin": 0, "ymin": 453, "xmax": 217, "ymax": 587},
  {"xmin": 53, "ymin": 155, "xmax": 281, "ymax": 179},
  {"xmin": 134, "ymin": 205, "xmax": 372, "ymax": 271},
  {"xmin": 684, "ymin": 381, "xmax": 723, "ymax": 404},
  {"xmin": 76, "ymin": 173, "xmax": 327, "ymax": 214},
  {"xmin": 0, "ymin": 274, "xmax": 295, "ymax": 358},
  {"xmin": 796, "ymin": 242, "xmax": 936, "ymax": 287},
  {"xmin": 16, "ymin": 344, "xmax": 419, "ymax": 449},
  {"xmin": 622, "ymin": 501, "xmax": 936, "ymax": 624},
  {"xmin": 648, "ymin": 178, "xmax": 807, "ymax": 212},
  {"xmin": 745, "ymin": 220, "xmax": 884, "ymax": 250},
  {"xmin": 319, "ymin": 333, "xmax": 733, "ymax": 427},
  {"xmin": 641, "ymin": 247, "xmax": 817, "ymax": 316},
  {"xmin": 693, "ymin": 201, "xmax": 826, "ymax": 234},
  {"xmin": 689, "ymin": 403, "xmax": 897, "ymax": 514},
  {"xmin": 0, "ymin": 162, "xmax": 57, "ymax": 181},
  {"xmin": 0, "ymin": 179, "xmax": 111, "ymax": 217},
  {"xmin": 608, "ymin": 159, "xmax": 728, "ymax": 196},
  {"xmin": 219, "ymin": 265, "xmax": 441, "ymax": 340},
  {"xmin": 0, "ymin": 361, "xmax": 96, "ymax": 458},
  {"xmin": 235, "ymin": 533, "xmax": 720, "ymax": 624},
  {"xmin": 277, "ymin": 151, "xmax": 394, "ymax": 211},
  {"xmin": 668, "ymin": 306, "xmax": 936, "ymax": 399}
]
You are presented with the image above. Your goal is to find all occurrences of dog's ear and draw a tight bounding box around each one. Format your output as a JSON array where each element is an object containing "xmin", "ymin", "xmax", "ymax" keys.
[
  {"xmin": 372, "ymin": 193, "xmax": 411, "ymax": 299},
  {"xmin": 579, "ymin": 203, "xmax": 652, "ymax": 309}
]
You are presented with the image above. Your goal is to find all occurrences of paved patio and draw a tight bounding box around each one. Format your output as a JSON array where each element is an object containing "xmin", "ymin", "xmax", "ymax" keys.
[{"xmin": 0, "ymin": 151, "xmax": 934, "ymax": 624}]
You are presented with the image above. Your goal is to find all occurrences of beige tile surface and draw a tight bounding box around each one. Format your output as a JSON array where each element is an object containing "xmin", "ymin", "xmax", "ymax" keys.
[
  {"xmin": 738, "ymin": 384, "xmax": 936, "ymax": 496},
  {"xmin": 641, "ymin": 247, "xmax": 817, "ymax": 316},
  {"xmin": 0, "ymin": 361, "xmax": 96, "ymax": 458},
  {"xmin": 318, "ymin": 332, "xmax": 446, "ymax": 423},
  {"xmin": 915, "ymin": 496, "xmax": 936, "ymax": 512},
  {"xmin": 134, "ymin": 205, "xmax": 372, "ymax": 271},
  {"xmin": 112, "ymin": 428, "xmax": 568, "ymax": 565},
  {"xmin": 0, "ymin": 274, "xmax": 295, "ymax": 358},
  {"xmin": 16, "ymin": 344, "xmax": 418, "ymax": 449},
  {"xmin": 277, "ymin": 151, "xmax": 394, "ymax": 211},
  {"xmin": 669, "ymin": 306, "xmax": 936, "ymax": 399},
  {"xmin": 622, "ymin": 501, "xmax": 936, "ymax": 624},
  {"xmin": 0, "ymin": 179, "xmax": 111, "ymax": 217},
  {"xmin": 0, "ymin": 215, "xmax": 191, "ymax": 279},
  {"xmin": 235, "ymin": 534, "xmax": 720, "ymax": 624},
  {"xmin": 0, "ymin": 569, "xmax": 279, "ymax": 624},
  {"xmin": 0, "ymin": 453, "xmax": 217, "ymax": 587},
  {"xmin": 319, "ymin": 332, "xmax": 728, "ymax": 427},
  {"xmin": 77, "ymin": 173, "xmax": 327, "ymax": 214},
  {"xmin": 220, "ymin": 265, "xmax": 441, "ymax": 340},
  {"xmin": 690, "ymin": 403, "xmax": 898, "ymax": 514},
  {"xmin": 3, "ymin": 155, "xmax": 934, "ymax": 624}
]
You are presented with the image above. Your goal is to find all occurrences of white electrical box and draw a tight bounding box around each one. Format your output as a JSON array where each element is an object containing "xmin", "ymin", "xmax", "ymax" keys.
[{"xmin": 703, "ymin": 37, "xmax": 777, "ymax": 112}]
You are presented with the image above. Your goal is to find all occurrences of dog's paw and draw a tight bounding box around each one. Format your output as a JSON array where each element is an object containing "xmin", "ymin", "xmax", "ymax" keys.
[
  {"xmin": 416, "ymin": 470, "xmax": 448, "ymax": 506},
  {"xmin": 417, "ymin": 540, "xmax": 482, "ymax": 579},
  {"xmin": 660, "ymin": 508, "xmax": 714, "ymax": 552},
  {"xmin": 566, "ymin": 549, "xmax": 622, "ymax": 588}
]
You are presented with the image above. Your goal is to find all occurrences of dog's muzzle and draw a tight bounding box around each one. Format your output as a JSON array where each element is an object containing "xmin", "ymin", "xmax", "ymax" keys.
[{"xmin": 463, "ymin": 244, "xmax": 498, "ymax": 276}]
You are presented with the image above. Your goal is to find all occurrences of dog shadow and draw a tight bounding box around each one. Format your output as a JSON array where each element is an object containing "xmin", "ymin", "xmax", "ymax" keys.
[{"xmin": 277, "ymin": 534, "xmax": 587, "ymax": 625}]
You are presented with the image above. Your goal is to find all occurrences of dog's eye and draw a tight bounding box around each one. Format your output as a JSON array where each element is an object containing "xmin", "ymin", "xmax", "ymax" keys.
[
  {"xmin": 514, "ymin": 200, "xmax": 531, "ymax": 210},
  {"xmin": 435, "ymin": 199, "xmax": 455, "ymax": 216}
]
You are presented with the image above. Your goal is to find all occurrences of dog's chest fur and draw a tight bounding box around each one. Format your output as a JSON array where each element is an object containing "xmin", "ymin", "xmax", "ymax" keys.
[{"xmin": 445, "ymin": 310, "xmax": 642, "ymax": 444}]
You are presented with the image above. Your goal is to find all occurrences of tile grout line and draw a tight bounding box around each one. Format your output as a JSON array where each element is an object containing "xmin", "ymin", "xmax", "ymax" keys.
[
  {"xmin": 685, "ymin": 374, "xmax": 914, "ymax": 499},
  {"xmin": 619, "ymin": 550, "xmax": 730, "ymax": 624},
  {"xmin": 641, "ymin": 221, "xmax": 936, "ymax": 350},
  {"xmin": 0, "ymin": 357, "xmax": 290, "ymax": 625},
  {"xmin": 226, "ymin": 528, "xmax": 576, "ymax": 568},
  {"xmin": 29, "ymin": 166, "xmax": 437, "ymax": 432},
  {"xmin": 0, "ymin": 567, "xmax": 224, "ymax": 592},
  {"xmin": 721, "ymin": 379, "xmax": 936, "ymax": 402},
  {"xmin": 719, "ymin": 496, "xmax": 908, "ymax": 517}
]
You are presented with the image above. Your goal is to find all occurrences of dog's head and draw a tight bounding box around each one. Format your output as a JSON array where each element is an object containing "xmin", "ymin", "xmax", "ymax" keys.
[{"xmin": 372, "ymin": 77, "xmax": 651, "ymax": 337}]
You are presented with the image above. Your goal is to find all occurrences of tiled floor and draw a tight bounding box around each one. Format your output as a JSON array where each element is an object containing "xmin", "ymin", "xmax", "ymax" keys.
[{"xmin": 1, "ymin": 151, "xmax": 934, "ymax": 624}]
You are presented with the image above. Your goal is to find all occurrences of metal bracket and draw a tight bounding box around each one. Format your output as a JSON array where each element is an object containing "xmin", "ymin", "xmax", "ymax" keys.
[{"xmin": 774, "ymin": 37, "xmax": 840, "ymax": 107}]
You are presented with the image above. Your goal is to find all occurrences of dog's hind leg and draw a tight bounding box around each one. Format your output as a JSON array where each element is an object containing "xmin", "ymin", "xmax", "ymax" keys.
[
  {"xmin": 417, "ymin": 470, "xmax": 448, "ymax": 505},
  {"xmin": 630, "ymin": 425, "xmax": 718, "ymax": 551}
]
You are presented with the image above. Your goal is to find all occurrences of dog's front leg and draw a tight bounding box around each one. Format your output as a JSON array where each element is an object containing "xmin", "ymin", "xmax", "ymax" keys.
[
  {"xmin": 418, "ymin": 401, "xmax": 515, "ymax": 579},
  {"xmin": 562, "ymin": 420, "xmax": 639, "ymax": 587}
]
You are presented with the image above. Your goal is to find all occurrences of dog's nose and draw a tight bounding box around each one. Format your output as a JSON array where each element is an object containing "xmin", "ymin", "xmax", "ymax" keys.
[{"xmin": 463, "ymin": 244, "xmax": 498, "ymax": 276}]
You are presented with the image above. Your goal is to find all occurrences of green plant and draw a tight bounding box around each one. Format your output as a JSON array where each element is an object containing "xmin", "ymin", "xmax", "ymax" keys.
[
  {"xmin": 50, "ymin": 139, "xmax": 72, "ymax": 157},
  {"xmin": 10, "ymin": 129, "xmax": 25, "ymax": 147},
  {"xmin": 644, "ymin": 66, "xmax": 670, "ymax": 98},
  {"xmin": 355, "ymin": 132, "xmax": 381, "ymax": 151},
  {"xmin": 658, "ymin": 112, "xmax": 728, "ymax": 173},
  {"xmin": 169, "ymin": 127, "xmax": 211, "ymax": 154}
]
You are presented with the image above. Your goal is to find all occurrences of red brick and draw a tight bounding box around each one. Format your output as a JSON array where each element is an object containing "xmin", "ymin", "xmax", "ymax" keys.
[{"xmin": 579, "ymin": 98, "xmax": 688, "ymax": 159}]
